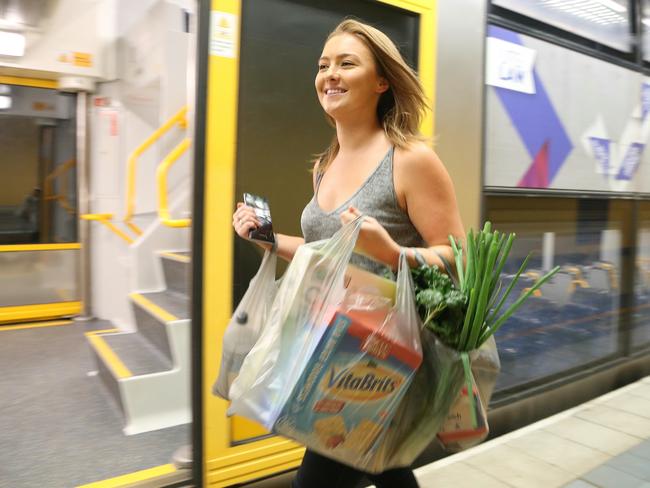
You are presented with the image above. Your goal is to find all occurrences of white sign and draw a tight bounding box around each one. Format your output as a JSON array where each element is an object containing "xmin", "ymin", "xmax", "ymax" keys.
[
  {"xmin": 210, "ymin": 11, "xmax": 237, "ymax": 58},
  {"xmin": 0, "ymin": 31, "xmax": 25, "ymax": 57},
  {"xmin": 486, "ymin": 37, "xmax": 536, "ymax": 94}
]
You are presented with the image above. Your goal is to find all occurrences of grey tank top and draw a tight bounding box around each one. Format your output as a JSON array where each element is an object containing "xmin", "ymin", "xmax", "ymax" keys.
[{"xmin": 300, "ymin": 146, "xmax": 425, "ymax": 274}]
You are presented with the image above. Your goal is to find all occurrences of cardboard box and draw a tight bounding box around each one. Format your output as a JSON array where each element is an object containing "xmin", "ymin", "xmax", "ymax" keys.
[{"xmin": 275, "ymin": 310, "xmax": 422, "ymax": 465}]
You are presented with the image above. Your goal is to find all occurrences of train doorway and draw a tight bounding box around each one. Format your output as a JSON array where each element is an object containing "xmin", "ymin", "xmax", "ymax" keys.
[
  {"xmin": 0, "ymin": 78, "xmax": 81, "ymax": 324},
  {"xmin": 196, "ymin": 0, "xmax": 435, "ymax": 485}
]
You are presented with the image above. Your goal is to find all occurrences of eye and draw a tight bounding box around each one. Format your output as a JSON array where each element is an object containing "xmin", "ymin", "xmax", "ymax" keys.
[
  {"xmin": 341, "ymin": 61, "xmax": 354, "ymax": 67},
  {"xmin": 318, "ymin": 64, "xmax": 328, "ymax": 71}
]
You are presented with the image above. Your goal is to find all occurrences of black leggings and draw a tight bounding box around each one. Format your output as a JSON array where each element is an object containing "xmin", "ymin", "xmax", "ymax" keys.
[{"xmin": 292, "ymin": 450, "xmax": 419, "ymax": 488}]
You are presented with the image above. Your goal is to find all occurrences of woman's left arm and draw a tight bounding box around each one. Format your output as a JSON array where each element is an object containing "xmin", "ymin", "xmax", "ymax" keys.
[{"xmin": 340, "ymin": 145, "xmax": 465, "ymax": 271}]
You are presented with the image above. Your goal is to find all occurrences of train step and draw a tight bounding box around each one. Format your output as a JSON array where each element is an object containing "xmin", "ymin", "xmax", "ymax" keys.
[
  {"xmin": 86, "ymin": 321, "xmax": 191, "ymax": 435},
  {"xmin": 130, "ymin": 291, "xmax": 190, "ymax": 364},
  {"xmin": 159, "ymin": 251, "xmax": 191, "ymax": 297},
  {"xmin": 87, "ymin": 330, "xmax": 171, "ymax": 412}
]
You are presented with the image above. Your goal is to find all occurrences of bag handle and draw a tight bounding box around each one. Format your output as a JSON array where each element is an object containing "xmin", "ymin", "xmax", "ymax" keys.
[
  {"xmin": 317, "ymin": 214, "xmax": 366, "ymax": 264},
  {"xmin": 461, "ymin": 352, "xmax": 478, "ymax": 429}
]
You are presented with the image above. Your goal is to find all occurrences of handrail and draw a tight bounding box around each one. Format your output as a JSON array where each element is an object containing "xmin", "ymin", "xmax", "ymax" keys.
[
  {"xmin": 595, "ymin": 262, "xmax": 619, "ymax": 289},
  {"xmin": 44, "ymin": 159, "xmax": 76, "ymax": 215},
  {"xmin": 81, "ymin": 213, "xmax": 134, "ymax": 244},
  {"xmin": 157, "ymin": 138, "xmax": 191, "ymax": 228},
  {"xmin": 124, "ymin": 106, "xmax": 188, "ymax": 234}
]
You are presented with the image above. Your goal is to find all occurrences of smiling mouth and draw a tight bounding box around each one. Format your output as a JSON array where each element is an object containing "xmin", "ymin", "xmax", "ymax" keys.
[{"xmin": 325, "ymin": 88, "xmax": 347, "ymax": 95}]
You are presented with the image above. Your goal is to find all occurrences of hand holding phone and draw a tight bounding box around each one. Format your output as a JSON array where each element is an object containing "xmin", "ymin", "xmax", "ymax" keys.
[{"xmin": 243, "ymin": 193, "xmax": 275, "ymax": 244}]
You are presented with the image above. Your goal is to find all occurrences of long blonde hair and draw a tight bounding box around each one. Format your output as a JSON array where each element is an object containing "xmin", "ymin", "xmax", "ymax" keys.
[{"xmin": 314, "ymin": 19, "xmax": 429, "ymax": 174}]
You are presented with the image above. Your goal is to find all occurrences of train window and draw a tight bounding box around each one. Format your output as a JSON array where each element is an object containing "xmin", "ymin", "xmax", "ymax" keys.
[
  {"xmin": 0, "ymin": 85, "xmax": 77, "ymax": 244},
  {"xmin": 486, "ymin": 196, "xmax": 627, "ymax": 392},
  {"xmin": 633, "ymin": 201, "xmax": 650, "ymax": 349},
  {"xmin": 491, "ymin": 0, "xmax": 634, "ymax": 52}
]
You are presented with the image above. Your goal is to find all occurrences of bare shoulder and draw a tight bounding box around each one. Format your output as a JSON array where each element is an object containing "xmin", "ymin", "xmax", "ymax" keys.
[
  {"xmin": 394, "ymin": 142, "xmax": 464, "ymax": 244},
  {"xmin": 394, "ymin": 142, "xmax": 453, "ymax": 193}
]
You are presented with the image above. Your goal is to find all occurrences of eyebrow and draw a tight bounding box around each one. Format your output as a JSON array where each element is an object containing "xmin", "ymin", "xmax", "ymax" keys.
[{"xmin": 318, "ymin": 53, "xmax": 361, "ymax": 62}]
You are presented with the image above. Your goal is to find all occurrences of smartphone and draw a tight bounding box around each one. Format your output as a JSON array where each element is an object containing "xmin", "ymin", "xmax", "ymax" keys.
[{"xmin": 243, "ymin": 193, "xmax": 275, "ymax": 244}]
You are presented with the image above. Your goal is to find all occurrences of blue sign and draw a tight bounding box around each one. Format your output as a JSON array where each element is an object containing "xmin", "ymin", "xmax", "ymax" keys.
[
  {"xmin": 616, "ymin": 143, "xmax": 645, "ymax": 181},
  {"xmin": 589, "ymin": 137, "xmax": 610, "ymax": 176}
]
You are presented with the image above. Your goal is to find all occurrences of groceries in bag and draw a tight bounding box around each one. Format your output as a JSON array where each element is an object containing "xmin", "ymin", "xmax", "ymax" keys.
[
  {"xmin": 228, "ymin": 219, "xmax": 370, "ymax": 428},
  {"xmin": 226, "ymin": 251, "xmax": 397, "ymax": 424},
  {"xmin": 275, "ymin": 307, "xmax": 422, "ymax": 465},
  {"xmin": 228, "ymin": 220, "xmax": 425, "ymax": 472},
  {"xmin": 436, "ymin": 336, "xmax": 499, "ymax": 451},
  {"xmin": 437, "ymin": 380, "xmax": 487, "ymax": 449},
  {"xmin": 401, "ymin": 222, "xmax": 558, "ymax": 454}
]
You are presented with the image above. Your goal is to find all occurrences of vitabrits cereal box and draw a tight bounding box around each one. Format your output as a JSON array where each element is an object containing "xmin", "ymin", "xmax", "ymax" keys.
[{"xmin": 274, "ymin": 310, "xmax": 422, "ymax": 468}]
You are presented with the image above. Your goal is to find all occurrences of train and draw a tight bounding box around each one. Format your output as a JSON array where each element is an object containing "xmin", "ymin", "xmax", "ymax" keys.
[{"xmin": 0, "ymin": 0, "xmax": 649, "ymax": 486}]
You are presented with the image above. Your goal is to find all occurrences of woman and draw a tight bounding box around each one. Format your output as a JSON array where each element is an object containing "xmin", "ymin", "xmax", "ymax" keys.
[{"xmin": 232, "ymin": 19, "xmax": 464, "ymax": 488}]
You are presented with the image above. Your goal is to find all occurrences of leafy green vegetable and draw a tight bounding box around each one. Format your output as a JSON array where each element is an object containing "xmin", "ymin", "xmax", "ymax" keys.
[
  {"xmin": 411, "ymin": 221, "xmax": 560, "ymax": 352},
  {"xmin": 411, "ymin": 265, "xmax": 468, "ymax": 346}
]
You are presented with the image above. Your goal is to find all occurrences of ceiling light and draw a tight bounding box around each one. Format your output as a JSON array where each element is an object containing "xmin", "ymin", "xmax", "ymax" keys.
[
  {"xmin": 592, "ymin": 0, "xmax": 627, "ymax": 13},
  {"xmin": 0, "ymin": 30, "xmax": 25, "ymax": 56},
  {"xmin": 0, "ymin": 95, "xmax": 11, "ymax": 110}
]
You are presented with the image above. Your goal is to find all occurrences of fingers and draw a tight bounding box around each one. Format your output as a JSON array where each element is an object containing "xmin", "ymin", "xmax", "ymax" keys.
[
  {"xmin": 339, "ymin": 208, "xmax": 355, "ymax": 225},
  {"xmin": 232, "ymin": 202, "xmax": 261, "ymax": 239},
  {"xmin": 233, "ymin": 204, "xmax": 260, "ymax": 224},
  {"xmin": 340, "ymin": 206, "xmax": 370, "ymax": 224}
]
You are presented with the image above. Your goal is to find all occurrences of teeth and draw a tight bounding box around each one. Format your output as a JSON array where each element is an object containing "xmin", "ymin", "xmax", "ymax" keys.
[{"xmin": 326, "ymin": 89, "xmax": 346, "ymax": 95}]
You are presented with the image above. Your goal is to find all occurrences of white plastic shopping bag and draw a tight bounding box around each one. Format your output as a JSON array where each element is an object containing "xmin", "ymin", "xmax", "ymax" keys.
[
  {"xmin": 212, "ymin": 250, "xmax": 279, "ymax": 399},
  {"xmin": 227, "ymin": 217, "xmax": 367, "ymax": 428},
  {"xmin": 274, "ymin": 251, "xmax": 423, "ymax": 472}
]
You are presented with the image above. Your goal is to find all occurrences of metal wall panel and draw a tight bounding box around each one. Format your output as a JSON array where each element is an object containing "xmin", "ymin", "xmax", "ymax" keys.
[{"xmin": 434, "ymin": 0, "xmax": 486, "ymax": 229}]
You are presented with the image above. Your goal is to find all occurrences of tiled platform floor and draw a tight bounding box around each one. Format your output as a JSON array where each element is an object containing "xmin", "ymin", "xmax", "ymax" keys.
[{"xmin": 412, "ymin": 376, "xmax": 650, "ymax": 488}]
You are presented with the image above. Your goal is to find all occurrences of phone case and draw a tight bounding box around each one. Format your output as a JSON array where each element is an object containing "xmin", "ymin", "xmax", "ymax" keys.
[{"xmin": 244, "ymin": 193, "xmax": 275, "ymax": 244}]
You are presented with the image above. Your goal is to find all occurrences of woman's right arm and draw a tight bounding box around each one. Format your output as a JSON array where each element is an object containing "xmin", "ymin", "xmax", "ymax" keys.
[{"xmin": 232, "ymin": 202, "xmax": 304, "ymax": 262}]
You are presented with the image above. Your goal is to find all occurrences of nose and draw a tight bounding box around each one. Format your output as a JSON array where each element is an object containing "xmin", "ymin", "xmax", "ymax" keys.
[{"xmin": 324, "ymin": 65, "xmax": 339, "ymax": 80}]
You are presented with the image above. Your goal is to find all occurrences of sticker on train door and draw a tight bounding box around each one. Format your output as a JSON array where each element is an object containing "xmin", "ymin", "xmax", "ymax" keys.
[{"xmin": 210, "ymin": 11, "xmax": 237, "ymax": 58}]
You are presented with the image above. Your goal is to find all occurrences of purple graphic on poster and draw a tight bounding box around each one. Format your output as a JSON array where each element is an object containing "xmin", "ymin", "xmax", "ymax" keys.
[
  {"xmin": 616, "ymin": 143, "xmax": 645, "ymax": 181},
  {"xmin": 488, "ymin": 25, "xmax": 573, "ymax": 188},
  {"xmin": 589, "ymin": 137, "xmax": 610, "ymax": 175},
  {"xmin": 642, "ymin": 83, "xmax": 650, "ymax": 122}
]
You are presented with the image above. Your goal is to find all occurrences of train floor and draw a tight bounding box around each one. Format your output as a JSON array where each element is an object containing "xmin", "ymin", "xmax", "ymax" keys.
[
  {"xmin": 0, "ymin": 319, "xmax": 189, "ymax": 488},
  {"xmin": 245, "ymin": 375, "xmax": 650, "ymax": 488}
]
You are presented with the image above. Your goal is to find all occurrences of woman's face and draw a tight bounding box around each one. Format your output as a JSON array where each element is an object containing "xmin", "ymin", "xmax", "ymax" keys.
[{"xmin": 315, "ymin": 33, "xmax": 389, "ymax": 120}]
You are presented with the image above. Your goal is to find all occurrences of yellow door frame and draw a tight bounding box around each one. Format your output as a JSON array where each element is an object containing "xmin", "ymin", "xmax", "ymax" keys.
[
  {"xmin": 203, "ymin": 1, "xmax": 436, "ymax": 485},
  {"xmin": 0, "ymin": 75, "xmax": 58, "ymax": 89}
]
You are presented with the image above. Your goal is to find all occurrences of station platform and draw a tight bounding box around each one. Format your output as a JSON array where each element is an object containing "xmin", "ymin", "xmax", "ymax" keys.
[
  {"xmin": 405, "ymin": 375, "xmax": 650, "ymax": 488},
  {"xmin": 247, "ymin": 376, "xmax": 650, "ymax": 488}
]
